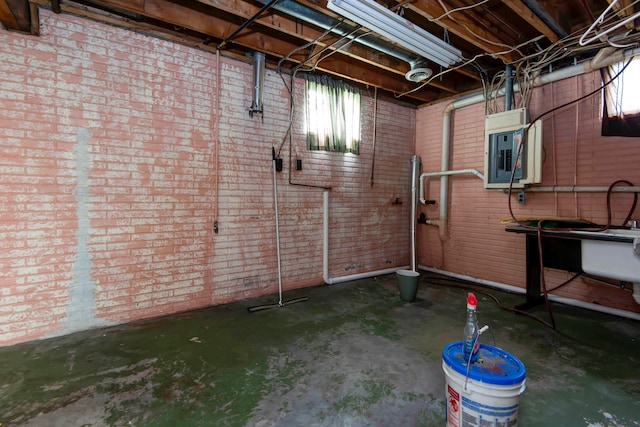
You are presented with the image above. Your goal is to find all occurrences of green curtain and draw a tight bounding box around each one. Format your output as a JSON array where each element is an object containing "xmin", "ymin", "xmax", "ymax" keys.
[{"xmin": 305, "ymin": 75, "xmax": 361, "ymax": 154}]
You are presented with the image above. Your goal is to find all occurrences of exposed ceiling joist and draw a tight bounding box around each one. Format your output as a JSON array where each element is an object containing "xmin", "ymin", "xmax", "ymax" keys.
[
  {"xmin": 501, "ymin": 0, "xmax": 561, "ymax": 42},
  {"xmin": 1, "ymin": 0, "xmax": 622, "ymax": 106}
]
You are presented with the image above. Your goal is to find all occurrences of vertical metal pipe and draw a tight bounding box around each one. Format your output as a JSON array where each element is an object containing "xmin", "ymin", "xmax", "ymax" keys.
[
  {"xmin": 505, "ymin": 64, "xmax": 513, "ymax": 111},
  {"xmin": 249, "ymin": 52, "xmax": 266, "ymax": 117},
  {"xmin": 410, "ymin": 155, "xmax": 420, "ymax": 271}
]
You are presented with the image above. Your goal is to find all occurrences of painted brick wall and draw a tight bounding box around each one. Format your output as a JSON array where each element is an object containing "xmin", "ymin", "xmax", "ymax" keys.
[
  {"xmin": 0, "ymin": 9, "xmax": 415, "ymax": 346},
  {"xmin": 416, "ymin": 72, "xmax": 640, "ymax": 313}
]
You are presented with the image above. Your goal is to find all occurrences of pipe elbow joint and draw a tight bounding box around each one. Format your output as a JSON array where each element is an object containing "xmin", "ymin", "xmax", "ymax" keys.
[{"xmin": 425, "ymin": 218, "xmax": 447, "ymax": 229}]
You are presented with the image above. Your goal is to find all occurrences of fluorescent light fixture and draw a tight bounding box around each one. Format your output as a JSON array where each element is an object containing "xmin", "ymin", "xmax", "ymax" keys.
[{"xmin": 327, "ymin": 0, "xmax": 462, "ymax": 67}]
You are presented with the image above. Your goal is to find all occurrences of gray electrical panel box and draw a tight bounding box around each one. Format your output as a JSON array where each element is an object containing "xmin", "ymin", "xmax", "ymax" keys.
[
  {"xmin": 484, "ymin": 109, "xmax": 542, "ymax": 189},
  {"xmin": 487, "ymin": 128, "xmax": 523, "ymax": 184}
]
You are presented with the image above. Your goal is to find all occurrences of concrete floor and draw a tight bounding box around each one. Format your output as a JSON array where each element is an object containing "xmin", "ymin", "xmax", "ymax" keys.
[{"xmin": 1, "ymin": 271, "xmax": 639, "ymax": 427}]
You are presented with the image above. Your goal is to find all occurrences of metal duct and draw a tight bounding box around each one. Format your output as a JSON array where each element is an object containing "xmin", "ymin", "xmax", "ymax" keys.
[
  {"xmin": 249, "ymin": 51, "xmax": 266, "ymax": 117},
  {"xmin": 257, "ymin": 0, "xmax": 423, "ymax": 69}
]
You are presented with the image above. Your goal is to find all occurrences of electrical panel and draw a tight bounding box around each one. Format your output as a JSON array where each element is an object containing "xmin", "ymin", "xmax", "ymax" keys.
[{"xmin": 484, "ymin": 108, "xmax": 542, "ymax": 189}]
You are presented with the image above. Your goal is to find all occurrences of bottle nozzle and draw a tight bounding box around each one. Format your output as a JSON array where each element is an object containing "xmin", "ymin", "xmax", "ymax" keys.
[{"xmin": 467, "ymin": 292, "xmax": 477, "ymax": 307}]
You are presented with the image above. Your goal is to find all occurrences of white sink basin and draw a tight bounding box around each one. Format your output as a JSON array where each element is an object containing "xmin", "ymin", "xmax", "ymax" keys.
[
  {"xmin": 571, "ymin": 228, "xmax": 640, "ymax": 239},
  {"xmin": 579, "ymin": 229, "xmax": 640, "ymax": 282}
]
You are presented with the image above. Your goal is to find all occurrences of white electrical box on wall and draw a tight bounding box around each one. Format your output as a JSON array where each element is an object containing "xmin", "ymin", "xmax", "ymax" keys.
[{"xmin": 484, "ymin": 108, "xmax": 542, "ymax": 189}]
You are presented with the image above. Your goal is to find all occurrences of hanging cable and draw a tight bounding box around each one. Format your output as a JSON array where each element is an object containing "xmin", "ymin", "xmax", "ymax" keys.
[
  {"xmin": 504, "ymin": 58, "xmax": 636, "ymax": 329},
  {"xmin": 507, "ymin": 58, "xmax": 634, "ymax": 228}
]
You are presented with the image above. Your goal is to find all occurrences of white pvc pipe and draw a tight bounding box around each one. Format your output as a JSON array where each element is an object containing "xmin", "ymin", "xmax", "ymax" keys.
[
  {"xmin": 273, "ymin": 158, "xmax": 283, "ymax": 306},
  {"xmin": 323, "ymin": 191, "xmax": 409, "ymax": 284},
  {"xmin": 527, "ymin": 186, "xmax": 640, "ymax": 192},
  {"xmin": 440, "ymin": 112, "xmax": 451, "ymax": 224},
  {"xmin": 424, "ymin": 47, "xmax": 640, "ymax": 233},
  {"xmin": 324, "ymin": 266, "xmax": 412, "ymax": 285},
  {"xmin": 548, "ymin": 294, "xmax": 640, "ymax": 320},
  {"xmin": 420, "ymin": 266, "xmax": 640, "ymax": 321},
  {"xmin": 419, "ymin": 169, "xmax": 484, "ymax": 205}
]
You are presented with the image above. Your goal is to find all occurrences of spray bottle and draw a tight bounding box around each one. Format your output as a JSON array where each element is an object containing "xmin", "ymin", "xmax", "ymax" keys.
[{"xmin": 463, "ymin": 292, "xmax": 480, "ymax": 364}]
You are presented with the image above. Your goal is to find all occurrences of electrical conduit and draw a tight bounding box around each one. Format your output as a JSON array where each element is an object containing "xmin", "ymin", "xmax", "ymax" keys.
[
  {"xmin": 420, "ymin": 46, "xmax": 640, "ymax": 233},
  {"xmin": 417, "ymin": 47, "xmax": 640, "ymax": 316}
]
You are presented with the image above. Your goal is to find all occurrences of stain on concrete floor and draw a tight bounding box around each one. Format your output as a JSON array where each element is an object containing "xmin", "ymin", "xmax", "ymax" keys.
[{"xmin": 1, "ymin": 272, "xmax": 639, "ymax": 426}]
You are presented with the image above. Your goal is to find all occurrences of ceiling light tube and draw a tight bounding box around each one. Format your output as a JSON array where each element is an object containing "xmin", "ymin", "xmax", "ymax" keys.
[{"xmin": 327, "ymin": 0, "xmax": 462, "ymax": 67}]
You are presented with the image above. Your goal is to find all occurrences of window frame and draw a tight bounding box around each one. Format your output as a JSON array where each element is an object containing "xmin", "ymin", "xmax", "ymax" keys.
[
  {"xmin": 601, "ymin": 57, "xmax": 640, "ymax": 137},
  {"xmin": 304, "ymin": 75, "xmax": 361, "ymax": 154}
]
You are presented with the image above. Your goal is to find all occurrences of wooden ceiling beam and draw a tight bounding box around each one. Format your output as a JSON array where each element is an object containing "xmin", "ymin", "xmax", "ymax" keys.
[
  {"xmin": 607, "ymin": 0, "xmax": 636, "ymax": 30},
  {"xmin": 403, "ymin": 0, "xmax": 519, "ymax": 63},
  {"xmin": 0, "ymin": 0, "xmax": 30, "ymax": 32},
  {"xmin": 30, "ymin": 0, "xmax": 437, "ymax": 103},
  {"xmin": 0, "ymin": 0, "xmax": 20, "ymax": 29},
  {"xmin": 192, "ymin": 0, "xmax": 410, "ymax": 75},
  {"xmin": 501, "ymin": 0, "xmax": 560, "ymax": 42},
  {"xmin": 192, "ymin": 0, "xmax": 469, "ymax": 90}
]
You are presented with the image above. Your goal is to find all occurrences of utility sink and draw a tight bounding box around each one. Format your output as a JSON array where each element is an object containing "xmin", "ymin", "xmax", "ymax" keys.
[{"xmin": 573, "ymin": 228, "xmax": 640, "ymax": 282}]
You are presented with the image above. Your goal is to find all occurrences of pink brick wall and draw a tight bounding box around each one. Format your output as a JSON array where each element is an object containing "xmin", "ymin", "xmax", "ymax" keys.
[
  {"xmin": 416, "ymin": 73, "xmax": 640, "ymax": 313},
  {"xmin": 0, "ymin": 9, "xmax": 415, "ymax": 346}
]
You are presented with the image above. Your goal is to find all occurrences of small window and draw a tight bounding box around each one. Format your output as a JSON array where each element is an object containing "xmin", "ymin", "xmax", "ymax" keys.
[
  {"xmin": 601, "ymin": 56, "xmax": 640, "ymax": 137},
  {"xmin": 304, "ymin": 75, "xmax": 361, "ymax": 154}
]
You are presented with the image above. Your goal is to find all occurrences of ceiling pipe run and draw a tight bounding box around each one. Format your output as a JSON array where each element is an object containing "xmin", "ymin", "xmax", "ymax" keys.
[
  {"xmin": 421, "ymin": 46, "xmax": 640, "ymax": 234},
  {"xmin": 257, "ymin": 0, "xmax": 425, "ymax": 72}
]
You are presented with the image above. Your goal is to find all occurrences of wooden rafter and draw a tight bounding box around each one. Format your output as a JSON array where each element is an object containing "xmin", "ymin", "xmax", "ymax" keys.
[
  {"xmin": 192, "ymin": 0, "xmax": 472, "ymax": 89},
  {"xmin": 0, "ymin": 0, "xmax": 20, "ymax": 29},
  {"xmin": 404, "ymin": 0, "xmax": 519, "ymax": 63},
  {"xmin": 28, "ymin": 0, "xmax": 438, "ymax": 102},
  {"xmin": 501, "ymin": 0, "xmax": 560, "ymax": 42},
  {"xmin": 607, "ymin": 0, "xmax": 636, "ymax": 30}
]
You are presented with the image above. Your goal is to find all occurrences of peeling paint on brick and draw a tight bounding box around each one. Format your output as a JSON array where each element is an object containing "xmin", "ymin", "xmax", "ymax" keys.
[
  {"xmin": 0, "ymin": 10, "xmax": 416, "ymax": 347},
  {"xmin": 67, "ymin": 128, "xmax": 101, "ymax": 332}
]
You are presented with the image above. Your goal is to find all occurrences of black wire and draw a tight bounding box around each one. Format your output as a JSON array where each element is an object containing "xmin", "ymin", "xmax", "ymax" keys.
[
  {"xmin": 504, "ymin": 57, "xmax": 636, "ymax": 330},
  {"xmin": 424, "ymin": 277, "xmax": 560, "ymax": 329},
  {"xmin": 508, "ymin": 57, "xmax": 635, "ymax": 226},
  {"xmin": 546, "ymin": 272, "xmax": 582, "ymax": 293},
  {"xmin": 607, "ymin": 180, "xmax": 638, "ymax": 227}
]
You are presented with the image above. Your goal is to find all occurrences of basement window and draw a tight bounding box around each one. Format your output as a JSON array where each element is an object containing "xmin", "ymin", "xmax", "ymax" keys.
[
  {"xmin": 304, "ymin": 75, "xmax": 361, "ymax": 154},
  {"xmin": 601, "ymin": 56, "xmax": 640, "ymax": 137}
]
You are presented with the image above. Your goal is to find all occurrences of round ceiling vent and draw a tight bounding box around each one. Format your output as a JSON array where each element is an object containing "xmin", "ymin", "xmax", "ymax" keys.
[{"xmin": 405, "ymin": 67, "xmax": 433, "ymax": 82}]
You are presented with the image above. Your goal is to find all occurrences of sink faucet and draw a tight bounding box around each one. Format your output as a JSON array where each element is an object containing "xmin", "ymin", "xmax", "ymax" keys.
[{"xmin": 630, "ymin": 220, "xmax": 639, "ymax": 230}]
